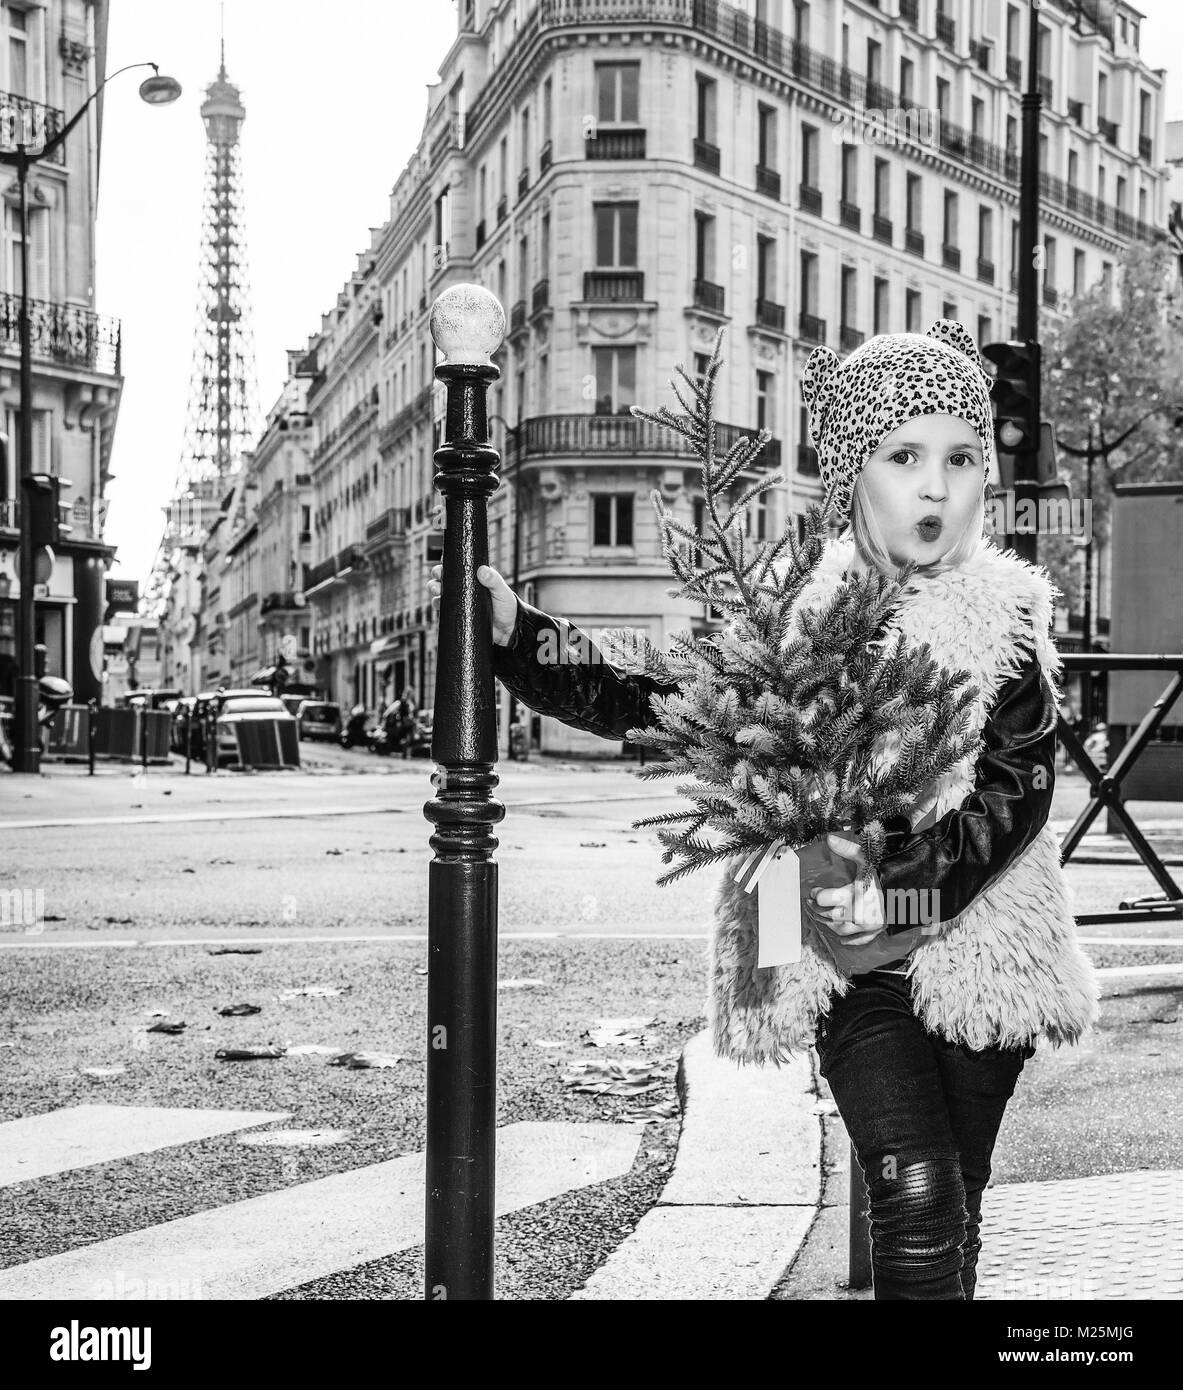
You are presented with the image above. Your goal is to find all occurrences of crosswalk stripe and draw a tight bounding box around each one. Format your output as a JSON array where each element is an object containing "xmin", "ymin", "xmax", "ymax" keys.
[
  {"xmin": 0, "ymin": 1119, "xmax": 643, "ymax": 1300},
  {"xmin": 0, "ymin": 1105, "xmax": 289, "ymax": 1188}
]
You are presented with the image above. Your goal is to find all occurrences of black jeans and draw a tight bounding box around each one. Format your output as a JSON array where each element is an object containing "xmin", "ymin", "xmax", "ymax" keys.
[{"xmin": 815, "ymin": 968, "xmax": 1034, "ymax": 1301}]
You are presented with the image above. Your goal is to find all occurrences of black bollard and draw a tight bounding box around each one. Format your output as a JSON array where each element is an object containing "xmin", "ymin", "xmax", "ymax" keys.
[
  {"xmin": 88, "ymin": 698, "xmax": 96, "ymax": 776},
  {"xmin": 422, "ymin": 285, "xmax": 507, "ymax": 1301}
]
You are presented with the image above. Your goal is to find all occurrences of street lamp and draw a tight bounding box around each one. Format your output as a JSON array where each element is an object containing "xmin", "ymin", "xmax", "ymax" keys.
[{"xmin": 1, "ymin": 62, "xmax": 181, "ymax": 772}]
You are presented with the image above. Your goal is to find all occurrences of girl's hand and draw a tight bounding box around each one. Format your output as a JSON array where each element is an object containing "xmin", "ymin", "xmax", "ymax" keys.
[
  {"xmin": 809, "ymin": 833, "xmax": 889, "ymax": 945},
  {"xmin": 427, "ymin": 563, "xmax": 519, "ymax": 647}
]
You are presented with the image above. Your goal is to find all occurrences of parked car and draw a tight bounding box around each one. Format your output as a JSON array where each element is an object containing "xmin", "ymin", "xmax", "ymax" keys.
[
  {"xmin": 296, "ymin": 699, "xmax": 342, "ymax": 742},
  {"xmin": 214, "ymin": 692, "xmax": 299, "ymax": 767}
]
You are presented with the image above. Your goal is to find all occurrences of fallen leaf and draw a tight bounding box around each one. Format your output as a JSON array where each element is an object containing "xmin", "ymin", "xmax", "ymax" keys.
[
  {"xmin": 583, "ymin": 1016, "xmax": 656, "ymax": 1048},
  {"xmin": 413, "ymin": 967, "xmax": 428, "ymax": 976},
  {"xmin": 328, "ymin": 1051, "xmax": 402, "ymax": 1069},
  {"xmin": 280, "ymin": 985, "xmax": 350, "ymax": 999},
  {"xmin": 105, "ymin": 916, "xmax": 134, "ymax": 925},
  {"xmin": 534, "ymin": 1038, "xmax": 566, "ymax": 1048},
  {"xmin": 499, "ymin": 978, "xmax": 548, "ymax": 991},
  {"xmin": 208, "ymin": 947, "xmax": 263, "ymax": 956},
  {"xmin": 181, "ymin": 867, "xmax": 196, "ymax": 874},
  {"xmin": 579, "ymin": 841, "xmax": 607, "ymax": 848},
  {"xmin": 561, "ymin": 1058, "xmax": 676, "ymax": 1096},
  {"xmin": 147, "ymin": 1021, "xmax": 185, "ymax": 1035},
  {"xmin": 218, "ymin": 1003, "xmax": 262, "ymax": 1017},
  {"xmin": 215, "ymin": 1045, "xmax": 286, "ymax": 1061},
  {"xmin": 81, "ymin": 1065, "xmax": 126, "ymax": 1079},
  {"xmin": 283, "ymin": 1044, "xmax": 345, "ymax": 1057}
]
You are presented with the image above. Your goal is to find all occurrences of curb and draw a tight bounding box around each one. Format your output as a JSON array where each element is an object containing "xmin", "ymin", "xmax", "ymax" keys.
[{"xmin": 569, "ymin": 1029, "xmax": 825, "ymax": 1300}]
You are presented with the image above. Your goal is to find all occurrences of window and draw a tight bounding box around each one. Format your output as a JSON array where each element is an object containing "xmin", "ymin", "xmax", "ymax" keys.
[
  {"xmin": 1101, "ymin": 260, "xmax": 1112, "ymax": 294},
  {"xmin": 520, "ymin": 106, "xmax": 530, "ymax": 170},
  {"xmin": 840, "ymin": 265, "xmax": 857, "ymax": 327},
  {"xmin": 537, "ymin": 351, "xmax": 549, "ymax": 411},
  {"xmin": 1139, "ymin": 90, "xmax": 1151, "ymax": 140},
  {"xmin": 695, "ymin": 74, "xmax": 716, "ymax": 142},
  {"xmin": 596, "ymin": 62, "xmax": 639, "ymax": 124},
  {"xmin": 1043, "ymin": 234, "xmax": 1056, "ymax": 292},
  {"xmin": 800, "ymin": 124, "xmax": 819, "ymax": 188},
  {"xmin": 1006, "ymin": 4, "xmax": 1021, "ymax": 59},
  {"xmin": 799, "ymin": 250, "xmax": 818, "ymax": 316},
  {"xmin": 592, "ymin": 493, "xmax": 634, "ymax": 547},
  {"xmin": 936, "ymin": 77, "xmax": 950, "ymax": 117},
  {"xmin": 516, "ymin": 366, "xmax": 526, "ymax": 419},
  {"xmin": 866, "ymin": 38, "xmax": 881, "ymax": 86},
  {"xmin": 499, "ymin": 136, "xmax": 508, "ymax": 196},
  {"xmin": 797, "ymin": 405, "xmax": 818, "ymax": 475},
  {"xmin": 899, "ymin": 57, "xmax": 913, "ymax": 105},
  {"xmin": 1138, "ymin": 186, "xmax": 1147, "ymax": 222},
  {"xmin": 1073, "ymin": 249, "xmax": 1085, "ymax": 296},
  {"xmin": 3, "ymin": 5, "xmax": 40, "ymax": 101},
  {"xmin": 977, "ymin": 314, "xmax": 992, "ymax": 348},
  {"xmin": 1098, "ymin": 164, "xmax": 1106, "ymax": 203},
  {"xmin": 874, "ymin": 157, "xmax": 890, "ymax": 215},
  {"xmin": 745, "ymin": 485, "xmax": 769, "ymax": 541},
  {"xmin": 518, "ymin": 234, "xmax": 528, "ymax": 296},
  {"xmin": 694, "ymin": 212, "xmax": 714, "ymax": 281},
  {"xmin": 543, "ymin": 76, "xmax": 553, "ymax": 144},
  {"xmin": 433, "ymin": 187, "xmax": 450, "ymax": 262},
  {"xmin": 942, "ymin": 299, "xmax": 957, "ymax": 319},
  {"xmin": 693, "ymin": 352, "xmax": 711, "ymax": 392},
  {"xmin": 757, "ymin": 102, "xmax": 777, "ymax": 168},
  {"xmin": 4, "ymin": 204, "xmax": 47, "ymax": 297},
  {"xmin": 905, "ymin": 288, "xmax": 921, "ymax": 332},
  {"xmin": 541, "ymin": 212, "xmax": 550, "ymax": 277},
  {"xmin": 873, "ymin": 276, "xmax": 889, "ymax": 334},
  {"xmin": 756, "ymin": 234, "xmax": 775, "ymax": 301},
  {"xmin": 591, "ymin": 345, "xmax": 636, "ymax": 414},
  {"xmin": 1097, "ymin": 72, "xmax": 1108, "ymax": 118},
  {"xmin": 841, "ymin": 144, "xmax": 857, "ymax": 204},
  {"xmin": 1006, "ymin": 113, "xmax": 1017, "ymax": 156},
  {"xmin": 1116, "ymin": 175, "xmax": 1126, "ymax": 210},
  {"xmin": 906, "ymin": 173, "xmax": 922, "ymax": 231},
  {"xmin": 594, "ymin": 203, "xmax": 638, "ymax": 266},
  {"xmin": 943, "ymin": 190, "xmax": 958, "ymax": 246},
  {"xmin": 1037, "ymin": 22, "xmax": 1050, "ymax": 77},
  {"xmin": 978, "ymin": 205, "xmax": 993, "ymax": 260},
  {"xmin": 1011, "ymin": 218, "xmax": 1020, "ymax": 278},
  {"xmin": 4, "ymin": 405, "xmax": 52, "ymax": 474},
  {"xmin": 756, "ymin": 369, "xmax": 774, "ymax": 432},
  {"xmin": 1067, "ymin": 149, "xmax": 1078, "ymax": 187}
]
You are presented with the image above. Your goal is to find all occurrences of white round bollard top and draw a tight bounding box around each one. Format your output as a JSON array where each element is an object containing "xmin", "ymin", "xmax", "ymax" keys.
[{"xmin": 429, "ymin": 283, "xmax": 506, "ymax": 366}]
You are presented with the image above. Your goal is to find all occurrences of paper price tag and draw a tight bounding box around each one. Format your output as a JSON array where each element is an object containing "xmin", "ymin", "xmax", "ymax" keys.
[{"xmin": 756, "ymin": 845, "xmax": 801, "ymax": 969}]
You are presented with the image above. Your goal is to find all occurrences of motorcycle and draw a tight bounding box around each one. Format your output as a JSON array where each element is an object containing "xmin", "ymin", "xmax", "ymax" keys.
[
  {"xmin": 339, "ymin": 706, "xmax": 369, "ymax": 750},
  {"xmin": 0, "ymin": 675, "xmax": 74, "ymax": 765}
]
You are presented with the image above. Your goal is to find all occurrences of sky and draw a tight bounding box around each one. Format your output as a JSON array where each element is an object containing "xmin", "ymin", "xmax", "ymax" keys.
[{"xmin": 96, "ymin": 0, "xmax": 1183, "ymax": 592}]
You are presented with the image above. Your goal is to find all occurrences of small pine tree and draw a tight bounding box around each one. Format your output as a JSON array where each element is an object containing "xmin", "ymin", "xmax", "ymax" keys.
[{"xmin": 599, "ymin": 327, "xmax": 980, "ymax": 887}]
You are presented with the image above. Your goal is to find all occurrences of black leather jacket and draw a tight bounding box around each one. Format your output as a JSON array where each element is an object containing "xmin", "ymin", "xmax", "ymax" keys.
[{"xmin": 492, "ymin": 597, "xmax": 1058, "ymax": 933}]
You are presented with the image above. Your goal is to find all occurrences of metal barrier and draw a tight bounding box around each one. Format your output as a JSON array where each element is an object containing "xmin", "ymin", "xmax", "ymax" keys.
[
  {"xmin": 230, "ymin": 719, "xmax": 300, "ymax": 770},
  {"xmin": 845, "ymin": 653, "xmax": 1183, "ymax": 1291},
  {"xmin": 46, "ymin": 704, "xmax": 173, "ymax": 764}
]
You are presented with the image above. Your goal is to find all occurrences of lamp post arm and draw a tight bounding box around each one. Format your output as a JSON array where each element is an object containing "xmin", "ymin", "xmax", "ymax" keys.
[{"xmin": 0, "ymin": 62, "xmax": 163, "ymax": 168}]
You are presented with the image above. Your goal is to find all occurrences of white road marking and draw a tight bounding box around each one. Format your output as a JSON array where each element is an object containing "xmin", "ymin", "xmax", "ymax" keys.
[
  {"xmin": 0, "ymin": 1119, "xmax": 643, "ymax": 1300},
  {"xmin": 0, "ymin": 931, "xmax": 710, "ymax": 949},
  {"xmin": 0, "ymin": 1105, "xmax": 289, "ymax": 1188}
]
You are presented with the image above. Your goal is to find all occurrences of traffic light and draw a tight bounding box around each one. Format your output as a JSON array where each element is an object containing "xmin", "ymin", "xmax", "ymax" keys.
[
  {"xmin": 981, "ymin": 339, "xmax": 1041, "ymax": 456},
  {"xmin": 22, "ymin": 473, "xmax": 61, "ymax": 551}
]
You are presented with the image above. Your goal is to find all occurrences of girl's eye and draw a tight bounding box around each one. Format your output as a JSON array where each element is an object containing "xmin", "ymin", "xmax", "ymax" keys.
[
  {"xmin": 949, "ymin": 451, "xmax": 973, "ymax": 467},
  {"xmin": 888, "ymin": 449, "xmax": 915, "ymax": 465}
]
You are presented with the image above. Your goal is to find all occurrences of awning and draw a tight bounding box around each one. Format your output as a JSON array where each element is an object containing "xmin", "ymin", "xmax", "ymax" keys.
[{"xmin": 368, "ymin": 635, "xmax": 411, "ymax": 658}]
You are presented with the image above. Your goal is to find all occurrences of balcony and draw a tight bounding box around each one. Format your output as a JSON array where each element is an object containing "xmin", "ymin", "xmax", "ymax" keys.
[
  {"xmin": 540, "ymin": 138, "xmax": 552, "ymax": 173},
  {"xmin": 306, "ymin": 556, "xmax": 338, "ymax": 590},
  {"xmin": 1139, "ymin": 134, "xmax": 1153, "ymax": 161},
  {"xmin": 798, "ymin": 312, "xmax": 826, "ymax": 345},
  {"xmin": 942, "ymin": 243, "xmax": 961, "ymax": 271},
  {"xmin": 509, "ymin": 299, "xmax": 527, "ymax": 336},
  {"xmin": 1042, "ymin": 283, "xmax": 1059, "ymax": 308},
  {"xmin": 755, "ymin": 163, "xmax": 781, "ymax": 199},
  {"xmin": 260, "ymin": 591, "xmax": 302, "ymax": 615},
  {"xmin": 0, "ymin": 93, "xmax": 66, "ymax": 164},
  {"xmin": 1068, "ymin": 99, "xmax": 1085, "ymax": 127},
  {"xmin": 839, "ymin": 200, "xmax": 861, "ymax": 231},
  {"xmin": 0, "ymin": 294, "xmax": 121, "ymax": 375},
  {"xmin": 755, "ymin": 298, "xmax": 785, "ymax": 332},
  {"xmin": 365, "ymin": 507, "xmax": 410, "ymax": 546},
  {"xmin": 476, "ymin": 219, "xmax": 486, "ymax": 249},
  {"xmin": 693, "ymin": 137, "xmax": 720, "ymax": 174},
  {"xmin": 839, "ymin": 325, "xmax": 864, "ymax": 353},
  {"xmin": 518, "ymin": 167, "xmax": 529, "ymax": 199},
  {"xmin": 872, "ymin": 214, "xmax": 893, "ymax": 245},
  {"xmin": 519, "ymin": 413, "xmax": 780, "ymax": 471},
  {"xmin": 969, "ymin": 39, "xmax": 990, "ymax": 73},
  {"xmin": 799, "ymin": 183, "xmax": 822, "ymax": 216},
  {"xmin": 496, "ymin": 193, "xmax": 508, "ymax": 224},
  {"xmin": 586, "ymin": 127, "xmax": 646, "ymax": 159},
  {"xmin": 531, "ymin": 277, "xmax": 550, "ymax": 315},
  {"xmin": 583, "ymin": 270, "xmax": 644, "ymax": 301},
  {"xmin": 693, "ymin": 278, "xmax": 725, "ymax": 313},
  {"xmin": 905, "ymin": 227, "xmax": 925, "ymax": 257},
  {"xmin": 1007, "ymin": 54, "xmax": 1021, "ymax": 84},
  {"xmin": 936, "ymin": 13, "xmax": 955, "ymax": 45},
  {"xmin": 977, "ymin": 257, "xmax": 995, "ymax": 285},
  {"xmin": 899, "ymin": 0, "xmax": 919, "ymax": 23},
  {"xmin": 1098, "ymin": 117, "xmax": 1118, "ymax": 146}
]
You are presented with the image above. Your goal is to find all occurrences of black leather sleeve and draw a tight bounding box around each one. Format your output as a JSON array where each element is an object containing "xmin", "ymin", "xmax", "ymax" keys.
[
  {"xmin": 875, "ymin": 644, "xmax": 1058, "ymax": 933},
  {"xmin": 490, "ymin": 598, "xmax": 680, "ymax": 742}
]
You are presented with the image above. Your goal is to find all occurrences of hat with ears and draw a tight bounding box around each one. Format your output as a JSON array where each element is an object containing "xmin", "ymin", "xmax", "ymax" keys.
[{"xmin": 799, "ymin": 320, "xmax": 996, "ymax": 529}]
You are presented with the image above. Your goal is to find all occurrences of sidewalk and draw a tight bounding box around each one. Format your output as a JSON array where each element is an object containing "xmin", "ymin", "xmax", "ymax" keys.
[{"xmin": 577, "ymin": 989, "xmax": 1183, "ymax": 1300}]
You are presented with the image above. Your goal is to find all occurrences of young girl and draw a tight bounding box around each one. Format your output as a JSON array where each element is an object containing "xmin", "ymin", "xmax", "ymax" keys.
[{"xmin": 427, "ymin": 320, "xmax": 1099, "ymax": 1301}]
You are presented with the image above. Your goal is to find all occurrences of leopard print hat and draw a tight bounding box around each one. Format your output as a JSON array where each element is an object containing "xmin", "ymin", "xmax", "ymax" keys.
[{"xmin": 800, "ymin": 320, "xmax": 995, "ymax": 529}]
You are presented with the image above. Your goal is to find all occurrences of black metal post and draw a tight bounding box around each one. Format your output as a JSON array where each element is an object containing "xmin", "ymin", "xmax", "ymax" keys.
[
  {"xmin": 185, "ymin": 711, "xmax": 192, "ymax": 775},
  {"xmin": 422, "ymin": 286, "xmax": 507, "ymax": 1300},
  {"xmin": 87, "ymin": 697, "xmax": 96, "ymax": 776},
  {"xmin": 140, "ymin": 704, "xmax": 148, "ymax": 771},
  {"xmin": 1010, "ymin": 0, "xmax": 1042, "ymax": 565},
  {"xmin": 1081, "ymin": 433, "xmax": 1094, "ymax": 729},
  {"xmin": 12, "ymin": 149, "xmax": 38, "ymax": 773}
]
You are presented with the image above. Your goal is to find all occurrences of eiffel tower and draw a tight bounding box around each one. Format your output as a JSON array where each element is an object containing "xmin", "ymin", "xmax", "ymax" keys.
[{"xmin": 147, "ymin": 34, "xmax": 260, "ymax": 618}]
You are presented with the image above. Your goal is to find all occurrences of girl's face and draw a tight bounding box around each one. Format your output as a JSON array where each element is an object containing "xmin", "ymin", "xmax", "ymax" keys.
[{"xmin": 858, "ymin": 413, "xmax": 984, "ymax": 567}]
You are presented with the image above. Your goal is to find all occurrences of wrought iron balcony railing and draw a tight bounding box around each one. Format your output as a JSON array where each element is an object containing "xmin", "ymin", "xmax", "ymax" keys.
[
  {"xmin": 1038, "ymin": 74, "xmax": 1053, "ymax": 104},
  {"xmin": 839, "ymin": 200, "xmax": 861, "ymax": 231},
  {"xmin": 583, "ymin": 270, "xmax": 644, "ymax": 301},
  {"xmin": 872, "ymin": 214, "xmax": 892, "ymax": 244},
  {"xmin": 693, "ymin": 278, "xmax": 725, "ymax": 313},
  {"xmin": 755, "ymin": 297, "xmax": 785, "ymax": 332},
  {"xmin": 540, "ymin": 137, "xmax": 552, "ymax": 173},
  {"xmin": 942, "ymin": 243, "xmax": 961, "ymax": 271},
  {"xmin": 518, "ymin": 167, "xmax": 529, "ymax": 199},
  {"xmin": 1139, "ymin": 134, "xmax": 1152, "ymax": 160},
  {"xmin": 531, "ymin": 277, "xmax": 550, "ymax": 314},
  {"xmin": 840, "ymin": 324, "xmax": 864, "ymax": 352},
  {"xmin": 799, "ymin": 183, "xmax": 822, "ymax": 215},
  {"xmin": 977, "ymin": 256, "xmax": 995, "ymax": 284},
  {"xmin": 260, "ymin": 591, "xmax": 302, "ymax": 614},
  {"xmin": 1007, "ymin": 54, "xmax": 1022, "ymax": 83},
  {"xmin": 586, "ymin": 127, "xmax": 646, "ymax": 159},
  {"xmin": 693, "ymin": 137, "xmax": 720, "ymax": 174},
  {"xmin": 496, "ymin": 193, "xmax": 508, "ymax": 224},
  {"xmin": 0, "ymin": 293, "xmax": 121, "ymax": 375},
  {"xmin": 935, "ymin": 12, "xmax": 955, "ymax": 46},
  {"xmin": 905, "ymin": 227, "xmax": 925, "ymax": 257},
  {"xmin": 755, "ymin": 163, "xmax": 780, "ymax": 199},
  {"xmin": 518, "ymin": 412, "xmax": 781, "ymax": 471},
  {"xmin": 509, "ymin": 299, "xmax": 527, "ymax": 334},
  {"xmin": 0, "ymin": 93, "xmax": 66, "ymax": 164},
  {"xmin": 798, "ymin": 312, "xmax": 826, "ymax": 344},
  {"xmin": 1098, "ymin": 116, "xmax": 1118, "ymax": 146}
]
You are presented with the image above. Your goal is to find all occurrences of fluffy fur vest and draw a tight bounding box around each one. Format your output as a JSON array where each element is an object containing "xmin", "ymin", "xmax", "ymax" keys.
[{"xmin": 708, "ymin": 536, "xmax": 1101, "ymax": 1065}]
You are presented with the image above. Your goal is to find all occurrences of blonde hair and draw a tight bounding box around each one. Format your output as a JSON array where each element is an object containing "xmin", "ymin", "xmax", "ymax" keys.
[{"xmin": 838, "ymin": 474, "xmax": 991, "ymax": 581}]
